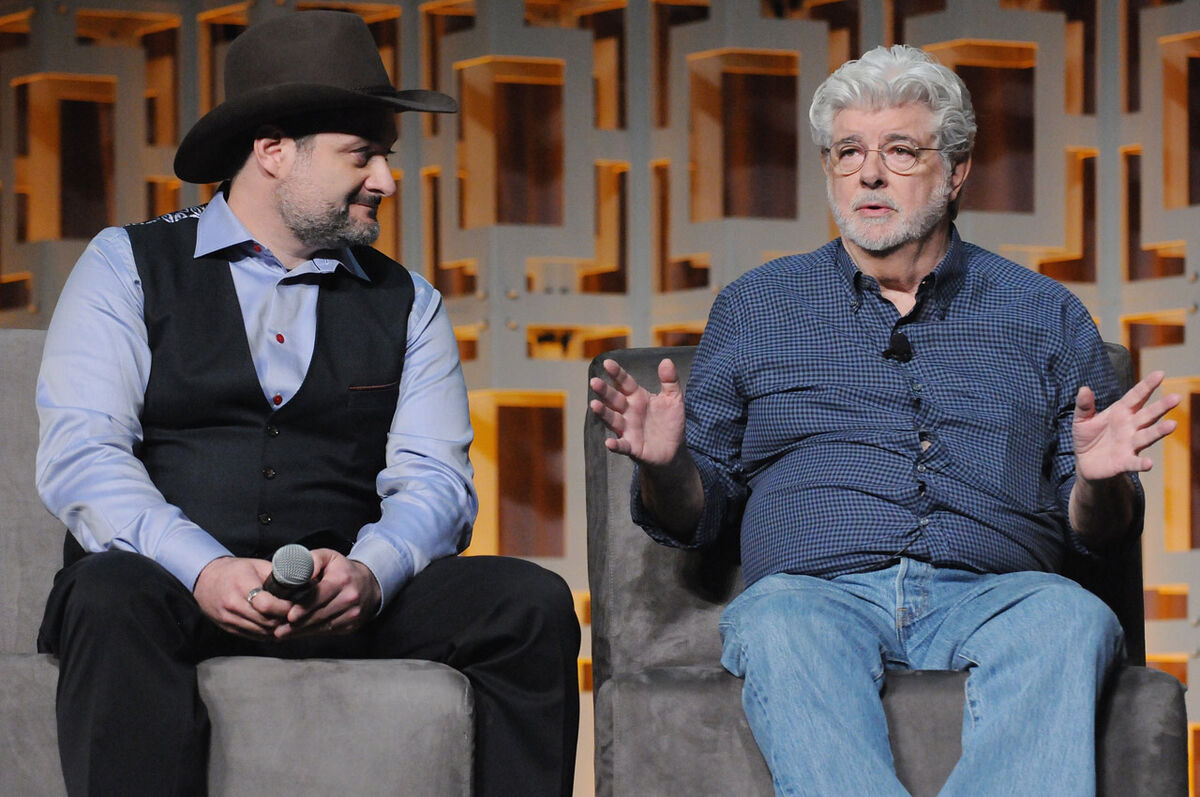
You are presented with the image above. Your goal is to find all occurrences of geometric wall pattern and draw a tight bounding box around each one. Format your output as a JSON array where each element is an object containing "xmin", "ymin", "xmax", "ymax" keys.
[{"xmin": 2, "ymin": 0, "xmax": 1200, "ymax": 791}]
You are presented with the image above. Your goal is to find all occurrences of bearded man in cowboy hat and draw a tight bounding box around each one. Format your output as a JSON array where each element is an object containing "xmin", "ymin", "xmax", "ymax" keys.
[{"xmin": 34, "ymin": 11, "xmax": 579, "ymax": 796}]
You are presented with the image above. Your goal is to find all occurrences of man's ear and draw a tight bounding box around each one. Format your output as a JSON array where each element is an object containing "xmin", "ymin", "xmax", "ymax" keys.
[
  {"xmin": 249, "ymin": 126, "xmax": 293, "ymax": 178},
  {"xmin": 948, "ymin": 155, "xmax": 971, "ymax": 202}
]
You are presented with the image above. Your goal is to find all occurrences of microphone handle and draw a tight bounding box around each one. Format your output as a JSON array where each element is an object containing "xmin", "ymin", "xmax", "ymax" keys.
[{"xmin": 263, "ymin": 573, "xmax": 315, "ymax": 602}]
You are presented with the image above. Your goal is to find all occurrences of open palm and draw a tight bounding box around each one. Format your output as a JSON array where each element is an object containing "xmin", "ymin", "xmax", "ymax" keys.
[
  {"xmin": 1072, "ymin": 370, "xmax": 1179, "ymax": 482},
  {"xmin": 589, "ymin": 358, "xmax": 687, "ymax": 467}
]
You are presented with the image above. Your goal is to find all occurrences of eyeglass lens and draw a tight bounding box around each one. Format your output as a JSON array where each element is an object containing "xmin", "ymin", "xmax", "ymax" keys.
[{"xmin": 830, "ymin": 143, "xmax": 922, "ymax": 175}]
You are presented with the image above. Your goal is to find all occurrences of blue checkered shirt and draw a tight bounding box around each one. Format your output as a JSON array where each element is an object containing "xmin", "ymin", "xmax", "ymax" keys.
[{"xmin": 633, "ymin": 230, "xmax": 1138, "ymax": 588}]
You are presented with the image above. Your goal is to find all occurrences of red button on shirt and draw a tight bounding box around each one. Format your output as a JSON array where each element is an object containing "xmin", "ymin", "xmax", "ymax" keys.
[
  {"xmin": 275, "ymin": 333, "xmax": 285, "ymax": 344},
  {"xmin": 272, "ymin": 394, "xmax": 283, "ymax": 406},
  {"xmin": 252, "ymin": 244, "xmax": 262, "ymax": 253}
]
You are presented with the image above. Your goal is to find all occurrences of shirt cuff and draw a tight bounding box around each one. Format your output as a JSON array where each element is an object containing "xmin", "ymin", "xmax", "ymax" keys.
[
  {"xmin": 154, "ymin": 530, "xmax": 236, "ymax": 592},
  {"xmin": 349, "ymin": 534, "xmax": 416, "ymax": 611}
]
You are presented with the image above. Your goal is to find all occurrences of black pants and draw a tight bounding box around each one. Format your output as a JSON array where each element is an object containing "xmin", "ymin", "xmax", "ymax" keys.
[{"xmin": 38, "ymin": 551, "xmax": 580, "ymax": 797}]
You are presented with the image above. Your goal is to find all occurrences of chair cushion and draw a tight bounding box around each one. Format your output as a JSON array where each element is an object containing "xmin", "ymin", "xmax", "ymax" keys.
[
  {"xmin": 0, "ymin": 653, "xmax": 473, "ymax": 797},
  {"xmin": 201, "ymin": 657, "xmax": 473, "ymax": 797},
  {"xmin": 595, "ymin": 664, "xmax": 1188, "ymax": 797},
  {"xmin": 0, "ymin": 654, "xmax": 62, "ymax": 797}
]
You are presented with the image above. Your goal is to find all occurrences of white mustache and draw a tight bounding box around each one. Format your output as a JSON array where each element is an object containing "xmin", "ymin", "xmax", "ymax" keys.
[{"xmin": 851, "ymin": 195, "xmax": 897, "ymax": 212}]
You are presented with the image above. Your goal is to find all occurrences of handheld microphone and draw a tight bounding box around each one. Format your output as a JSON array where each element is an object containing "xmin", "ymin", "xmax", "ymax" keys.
[
  {"xmin": 263, "ymin": 543, "xmax": 315, "ymax": 602},
  {"xmin": 882, "ymin": 332, "xmax": 913, "ymax": 363}
]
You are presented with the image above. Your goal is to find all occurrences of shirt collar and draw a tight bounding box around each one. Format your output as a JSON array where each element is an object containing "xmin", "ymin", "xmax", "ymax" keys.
[
  {"xmin": 835, "ymin": 225, "xmax": 967, "ymax": 314},
  {"xmin": 194, "ymin": 191, "xmax": 371, "ymax": 281}
]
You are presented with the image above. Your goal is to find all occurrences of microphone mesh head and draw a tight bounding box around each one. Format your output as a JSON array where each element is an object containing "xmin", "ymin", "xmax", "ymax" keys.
[{"xmin": 271, "ymin": 544, "xmax": 314, "ymax": 586}]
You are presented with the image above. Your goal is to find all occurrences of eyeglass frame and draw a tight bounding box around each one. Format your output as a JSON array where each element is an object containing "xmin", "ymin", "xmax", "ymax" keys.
[{"xmin": 822, "ymin": 141, "xmax": 946, "ymax": 177}]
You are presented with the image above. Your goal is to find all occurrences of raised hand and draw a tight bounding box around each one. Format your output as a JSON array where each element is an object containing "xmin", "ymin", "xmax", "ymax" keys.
[
  {"xmin": 1072, "ymin": 370, "xmax": 1180, "ymax": 482},
  {"xmin": 1069, "ymin": 370, "xmax": 1181, "ymax": 546},
  {"xmin": 590, "ymin": 357, "xmax": 703, "ymax": 538},
  {"xmin": 589, "ymin": 358, "xmax": 686, "ymax": 467}
]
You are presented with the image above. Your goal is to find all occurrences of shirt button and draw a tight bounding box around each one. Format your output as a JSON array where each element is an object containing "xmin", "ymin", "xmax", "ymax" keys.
[
  {"xmin": 272, "ymin": 394, "xmax": 283, "ymax": 406},
  {"xmin": 252, "ymin": 244, "xmax": 262, "ymax": 253},
  {"xmin": 257, "ymin": 513, "xmax": 272, "ymax": 525},
  {"xmin": 918, "ymin": 517, "xmax": 930, "ymax": 527},
  {"xmin": 263, "ymin": 467, "xmax": 276, "ymax": 480},
  {"xmin": 275, "ymin": 333, "xmax": 285, "ymax": 344},
  {"xmin": 911, "ymin": 381, "xmax": 924, "ymax": 393},
  {"xmin": 916, "ymin": 463, "xmax": 927, "ymax": 473}
]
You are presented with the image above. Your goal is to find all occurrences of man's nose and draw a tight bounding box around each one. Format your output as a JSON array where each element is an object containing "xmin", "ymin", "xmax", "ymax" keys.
[
  {"xmin": 858, "ymin": 149, "xmax": 888, "ymax": 187},
  {"xmin": 365, "ymin": 155, "xmax": 397, "ymax": 197}
]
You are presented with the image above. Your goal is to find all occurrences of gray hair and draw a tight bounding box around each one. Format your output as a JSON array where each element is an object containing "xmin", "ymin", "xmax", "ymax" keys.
[{"xmin": 809, "ymin": 45, "xmax": 976, "ymax": 168}]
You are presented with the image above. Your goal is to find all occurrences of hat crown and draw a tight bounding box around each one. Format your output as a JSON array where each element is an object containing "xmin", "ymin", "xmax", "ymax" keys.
[
  {"xmin": 175, "ymin": 9, "xmax": 454, "ymax": 183},
  {"xmin": 224, "ymin": 11, "xmax": 392, "ymax": 100}
]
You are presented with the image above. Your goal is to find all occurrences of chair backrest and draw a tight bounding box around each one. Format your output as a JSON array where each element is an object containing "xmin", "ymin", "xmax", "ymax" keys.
[
  {"xmin": 0, "ymin": 328, "xmax": 63, "ymax": 655},
  {"xmin": 585, "ymin": 343, "xmax": 1145, "ymax": 696}
]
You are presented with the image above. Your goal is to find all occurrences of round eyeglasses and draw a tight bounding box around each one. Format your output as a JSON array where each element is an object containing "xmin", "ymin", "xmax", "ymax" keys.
[{"xmin": 824, "ymin": 142, "xmax": 943, "ymax": 176}]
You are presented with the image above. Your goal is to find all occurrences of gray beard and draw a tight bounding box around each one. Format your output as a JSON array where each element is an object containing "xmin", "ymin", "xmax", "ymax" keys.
[{"xmin": 829, "ymin": 177, "xmax": 951, "ymax": 256}]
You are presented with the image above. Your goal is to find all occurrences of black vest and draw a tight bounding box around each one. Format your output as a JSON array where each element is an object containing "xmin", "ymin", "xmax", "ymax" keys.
[{"xmin": 122, "ymin": 207, "xmax": 415, "ymax": 558}]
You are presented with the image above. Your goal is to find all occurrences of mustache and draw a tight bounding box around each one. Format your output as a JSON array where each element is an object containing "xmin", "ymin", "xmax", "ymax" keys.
[
  {"xmin": 351, "ymin": 193, "xmax": 382, "ymax": 209},
  {"xmin": 851, "ymin": 194, "xmax": 897, "ymax": 211}
]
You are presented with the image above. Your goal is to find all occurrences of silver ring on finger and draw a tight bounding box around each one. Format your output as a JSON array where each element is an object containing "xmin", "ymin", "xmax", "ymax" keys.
[{"xmin": 247, "ymin": 587, "xmax": 262, "ymax": 606}]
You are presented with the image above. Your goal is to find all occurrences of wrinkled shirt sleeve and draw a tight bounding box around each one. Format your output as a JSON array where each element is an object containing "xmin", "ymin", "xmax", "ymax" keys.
[
  {"xmin": 348, "ymin": 273, "xmax": 477, "ymax": 607},
  {"xmin": 36, "ymin": 228, "xmax": 233, "ymax": 591}
]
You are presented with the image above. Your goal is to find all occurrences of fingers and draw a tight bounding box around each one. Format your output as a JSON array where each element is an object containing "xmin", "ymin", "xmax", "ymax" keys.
[
  {"xmin": 589, "ymin": 357, "xmax": 678, "ymax": 418},
  {"xmin": 657, "ymin": 358, "xmax": 681, "ymax": 395},
  {"xmin": 1130, "ymin": 417, "xmax": 1178, "ymax": 457},
  {"xmin": 1134, "ymin": 390, "xmax": 1182, "ymax": 429},
  {"xmin": 603, "ymin": 358, "xmax": 643, "ymax": 395},
  {"xmin": 595, "ymin": 357, "xmax": 677, "ymax": 397},
  {"xmin": 1080, "ymin": 372, "xmax": 1180, "ymax": 430},
  {"xmin": 1111, "ymin": 370, "xmax": 1181, "ymax": 434},
  {"xmin": 275, "ymin": 552, "xmax": 372, "ymax": 639},
  {"xmin": 195, "ymin": 557, "xmax": 290, "ymax": 638},
  {"xmin": 217, "ymin": 595, "xmax": 281, "ymax": 639},
  {"xmin": 1073, "ymin": 385, "xmax": 1096, "ymax": 421},
  {"xmin": 1117, "ymin": 370, "xmax": 1168, "ymax": 412},
  {"xmin": 588, "ymin": 360, "xmax": 642, "ymax": 433}
]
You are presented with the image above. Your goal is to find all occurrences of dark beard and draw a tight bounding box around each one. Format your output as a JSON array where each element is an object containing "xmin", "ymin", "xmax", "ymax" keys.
[
  {"xmin": 291, "ymin": 206, "xmax": 379, "ymax": 250},
  {"xmin": 277, "ymin": 186, "xmax": 382, "ymax": 250}
]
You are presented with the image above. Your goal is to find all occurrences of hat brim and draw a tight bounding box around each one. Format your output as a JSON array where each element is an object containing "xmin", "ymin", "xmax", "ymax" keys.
[{"xmin": 173, "ymin": 84, "xmax": 457, "ymax": 184}]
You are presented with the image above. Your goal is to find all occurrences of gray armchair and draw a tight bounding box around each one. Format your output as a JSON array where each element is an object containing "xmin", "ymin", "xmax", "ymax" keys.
[
  {"xmin": 586, "ymin": 344, "xmax": 1189, "ymax": 797},
  {"xmin": 0, "ymin": 328, "xmax": 473, "ymax": 797}
]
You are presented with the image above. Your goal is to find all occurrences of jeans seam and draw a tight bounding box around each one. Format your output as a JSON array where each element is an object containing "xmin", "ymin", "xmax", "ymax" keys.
[{"xmin": 956, "ymin": 648, "xmax": 981, "ymax": 731}]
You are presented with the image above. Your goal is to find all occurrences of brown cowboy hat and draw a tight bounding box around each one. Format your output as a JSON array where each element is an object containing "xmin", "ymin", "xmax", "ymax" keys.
[{"xmin": 173, "ymin": 10, "xmax": 456, "ymax": 184}]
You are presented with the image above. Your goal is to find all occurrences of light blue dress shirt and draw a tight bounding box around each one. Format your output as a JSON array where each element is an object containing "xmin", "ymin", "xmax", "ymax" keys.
[{"xmin": 36, "ymin": 194, "xmax": 477, "ymax": 607}]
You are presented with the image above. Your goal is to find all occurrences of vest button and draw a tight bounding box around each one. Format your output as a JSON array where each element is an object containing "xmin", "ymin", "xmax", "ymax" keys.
[
  {"xmin": 257, "ymin": 513, "xmax": 272, "ymax": 525},
  {"xmin": 265, "ymin": 425, "xmax": 279, "ymax": 437},
  {"xmin": 263, "ymin": 467, "xmax": 276, "ymax": 480}
]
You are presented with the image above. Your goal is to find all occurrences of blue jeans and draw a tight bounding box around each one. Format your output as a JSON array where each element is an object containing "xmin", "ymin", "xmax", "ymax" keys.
[{"xmin": 719, "ymin": 559, "xmax": 1123, "ymax": 797}]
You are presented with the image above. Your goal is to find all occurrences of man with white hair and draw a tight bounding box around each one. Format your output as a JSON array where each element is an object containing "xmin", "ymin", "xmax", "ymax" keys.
[{"xmin": 590, "ymin": 45, "xmax": 1178, "ymax": 794}]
